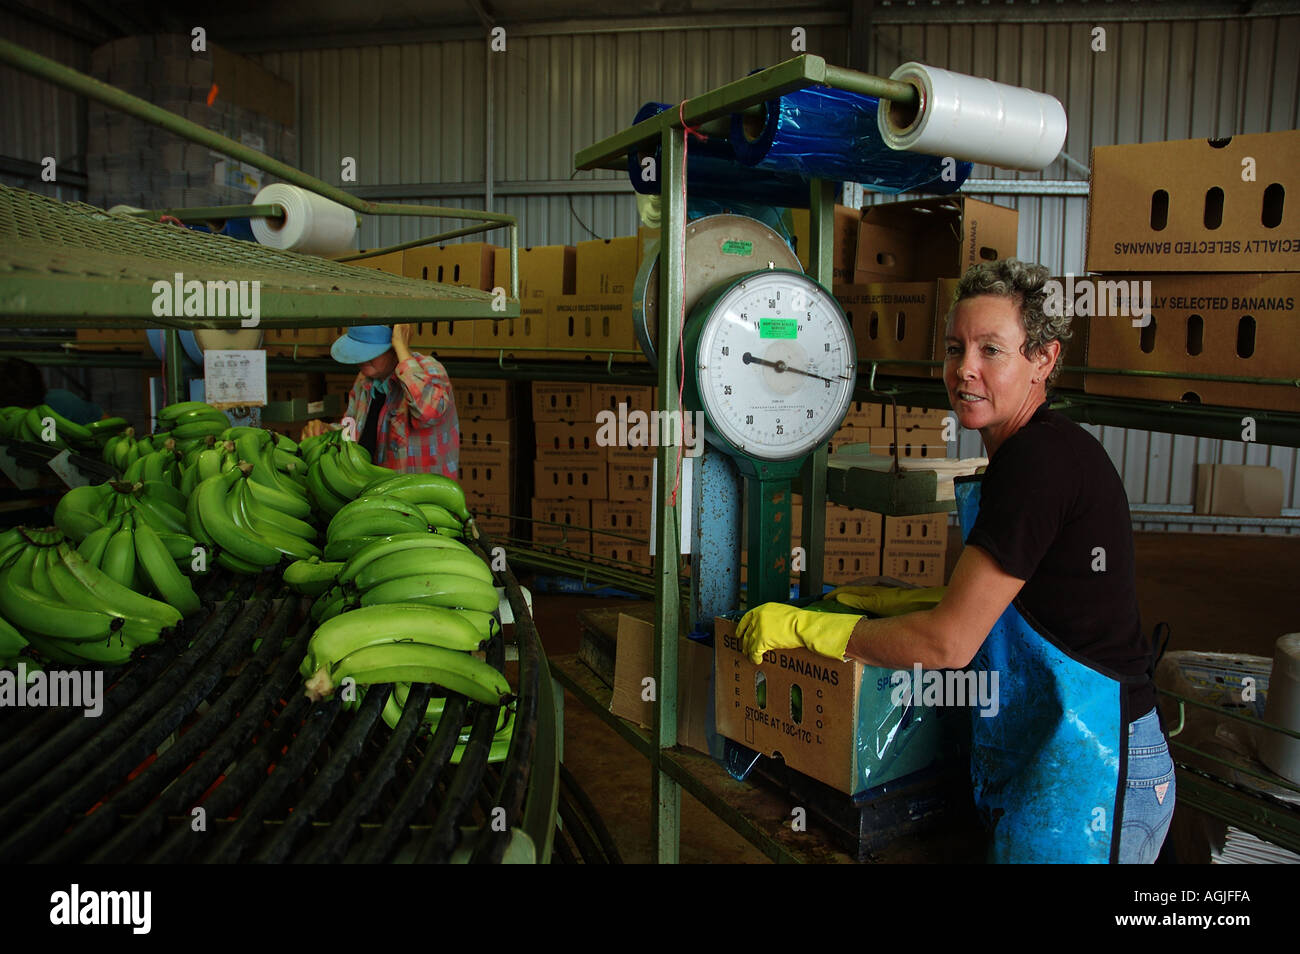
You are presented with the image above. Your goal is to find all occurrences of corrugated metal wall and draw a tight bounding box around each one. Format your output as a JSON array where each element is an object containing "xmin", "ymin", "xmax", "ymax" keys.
[
  {"xmin": 251, "ymin": 14, "xmax": 1300, "ymax": 528},
  {"xmin": 3, "ymin": 9, "xmax": 1297, "ymax": 527},
  {"xmin": 254, "ymin": 26, "xmax": 850, "ymax": 248},
  {"xmin": 0, "ymin": 10, "xmax": 93, "ymax": 200}
]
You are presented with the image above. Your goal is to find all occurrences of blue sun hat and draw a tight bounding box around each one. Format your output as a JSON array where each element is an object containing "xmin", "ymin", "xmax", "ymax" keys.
[{"xmin": 331, "ymin": 325, "xmax": 392, "ymax": 364}]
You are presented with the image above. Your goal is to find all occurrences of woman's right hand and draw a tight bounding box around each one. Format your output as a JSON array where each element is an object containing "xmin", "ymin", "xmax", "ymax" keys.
[{"xmin": 300, "ymin": 419, "xmax": 330, "ymax": 440}]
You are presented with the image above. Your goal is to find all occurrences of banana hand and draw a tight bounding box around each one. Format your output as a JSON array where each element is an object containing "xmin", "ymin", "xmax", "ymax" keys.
[
  {"xmin": 827, "ymin": 585, "xmax": 946, "ymax": 616},
  {"xmin": 735, "ymin": 602, "xmax": 860, "ymax": 666}
]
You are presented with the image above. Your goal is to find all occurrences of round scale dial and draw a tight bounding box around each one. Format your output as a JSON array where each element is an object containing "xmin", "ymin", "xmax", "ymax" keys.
[{"xmin": 694, "ymin": 270, "xmax": 855, "ymax": 461}]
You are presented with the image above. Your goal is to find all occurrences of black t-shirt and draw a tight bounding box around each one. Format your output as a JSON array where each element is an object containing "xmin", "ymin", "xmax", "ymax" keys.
[
  {"xmin": 966, "ymin": 403, "xmax": 1155, "ymax": 716},
  {"xmin": 358, "ymin": 389, "xmax": 385, "ymax": 460}
]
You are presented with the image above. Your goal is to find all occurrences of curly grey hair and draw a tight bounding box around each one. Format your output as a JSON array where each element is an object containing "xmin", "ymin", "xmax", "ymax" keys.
[{"xmin": 946, "ymin": 259, "xmax": 1073, "ymax": 387}]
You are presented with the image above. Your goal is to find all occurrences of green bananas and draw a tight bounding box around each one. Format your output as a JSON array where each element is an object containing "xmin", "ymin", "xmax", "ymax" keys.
[
  {"xmin": 380, "ymin": 683, "xmax": 515, "ymax": 763},
  {"xmin": 364, "ymin": 472, "xmax": 471, "ymax": 522},
  {"xmin": 187, "ymin": 466, "xmax": 281, "ymax": 571},
  {"xmin": 306, "ymin": 640, "xmax": 511, "ymax": 705},
  {"xmin": 283, "ymin": 557, "xmax": 345, "ymax": 597},
  {"xmin": 0, "ymin": 531, "xmax": 185, "ymax": 665}
]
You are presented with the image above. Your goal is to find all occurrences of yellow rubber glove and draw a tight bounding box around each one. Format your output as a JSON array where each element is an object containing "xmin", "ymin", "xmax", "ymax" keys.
[
  {"xmin": 827, "ymin": 585, "xmax": 946, "ymax": 616},
  {"xmin": 736, "ymin": 602, "xmax": 860, "ymax": 666}
]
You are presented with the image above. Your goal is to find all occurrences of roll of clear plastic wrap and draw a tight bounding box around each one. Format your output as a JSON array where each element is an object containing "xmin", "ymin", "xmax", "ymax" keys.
[
  {"xmin": 1260, "ymin": 633, "xmax": 1300, "ymax": 784},
  {"xmin": 878, "ymin": 62, "xmax": 1068, "ymax": 172},
  {"xmin": 249, "ymin": 183, "xmax": 359, "ymax": 255},
  {"xmin": 626, "ymin": 101, "xmax": 817, "ymax": 208},
  {"xmin": 729, "ymin": 85, "xmax": 971, "ymax": 194}
]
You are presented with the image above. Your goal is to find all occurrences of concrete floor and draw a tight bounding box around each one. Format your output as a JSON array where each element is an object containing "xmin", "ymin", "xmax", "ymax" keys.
[{"xmin": 529, "ymin": 531, "xmax": 1300, "ymax": 864}]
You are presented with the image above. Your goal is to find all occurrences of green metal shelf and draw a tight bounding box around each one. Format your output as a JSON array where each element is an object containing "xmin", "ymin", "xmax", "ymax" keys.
[{"xmin": 0, "ymin": 185, "xmax": 517, "ymax": 328}]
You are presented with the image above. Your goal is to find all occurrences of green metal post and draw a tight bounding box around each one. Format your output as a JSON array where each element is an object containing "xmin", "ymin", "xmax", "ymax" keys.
[
  {"xmin": 652, "ymin": 123, "xmax": 685, "ymax": 865},
  {"xmin": 162, "ymin": 329, "xmax": 185, "ymax": 409},
  {"xmin": 800, "ymin": 178, "xmax": 835, "ymax": 597}
]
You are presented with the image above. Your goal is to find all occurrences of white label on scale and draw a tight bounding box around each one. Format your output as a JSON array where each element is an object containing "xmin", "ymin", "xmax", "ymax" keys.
[
  {"xmin": 648, "ymin": 457, "xmax": 693, "ymax": 557},
  {"xmin": 202, "ymin": 349, "xmax": 267, "ymax": 408}
]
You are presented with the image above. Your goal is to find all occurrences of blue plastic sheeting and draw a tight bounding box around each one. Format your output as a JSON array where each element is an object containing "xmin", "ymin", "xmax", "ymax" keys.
[
  {"xmin": 626, "ymin": 101, "xmax": 818, "ymax": 209},
  {"xmin": 954, "ymin": 477, "xmax": 1124, "ymax": 863},
  {"xmin": 730, "ymin": 85, "xmax": 972, "ymax": 195},
  {"xmin": 220, "ymin": 217, "xmax": 257, "ymax": 241},
  {"xmin": 145, "ymin": 329, "xmax": 204, "ymax": 365},
  {"xmin": 529, "ymin": 574, "xmax": 644, "ymax": 600}
]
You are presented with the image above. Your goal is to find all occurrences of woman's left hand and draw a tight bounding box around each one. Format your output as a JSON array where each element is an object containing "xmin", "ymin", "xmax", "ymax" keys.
[{"xmin": 390, "ymin": 323, "xmax": 412, "ymax": 354}]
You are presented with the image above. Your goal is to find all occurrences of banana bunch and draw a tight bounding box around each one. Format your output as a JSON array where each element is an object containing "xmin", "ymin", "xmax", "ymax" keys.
[
  {"xmin": 292, "ymin": 530, "xmax": 499, "ymax": 635},
  {"xmin": 299, "ymin": 428, "xmax": 346, "ymax": 464},
  {"xmin": 300, "ymin": 602, "xmax": 512, "ymax": 706},
  {"xmin": 76, "ymin": 510, "xmax": 202, "ymax": 616},
  {"xmin": 0, "ymin": 404, "xmax": 118, "ymax": 454},
  {"xmin": 322, "ymin": 492, "xmax": 462, "ymax": 562},
  {"xmin": 103, "ymin": 428, "xmax": 169, "ymax": 473},
  {"xmin": 0, "ymin": 526, "xmax": 183, "ymax": 665},
  {"xmin": 312, "ymin": 472, "xmax": 473, "ymax": 561},
  {"xmin": 120, "ymin": 438, "xmax": 183, "ymax": 487},
  {"xmin": 378, "ymin": 682, "xmax": 516, "ymax": 763},
  {"xmin": 0, "ymin": 406, "xmax": 27, "ymax": 439},
  {"xmin": 228, "ymin": 428, "xmax": 314, "ymax": 514},
  {"xmin": 54, "ymin": 478, "xmax": 193, "ymax": 545},
  {"xmin": 188, "ymin": 462, "xmax": 321, "ymax": 575},
  {"xmin": 156, "ymin": 400, "xmax": 231, "ymax": 442},
  {"xmin": 303, "ymin": 436, "xmax": 393, "ymax": 518}
]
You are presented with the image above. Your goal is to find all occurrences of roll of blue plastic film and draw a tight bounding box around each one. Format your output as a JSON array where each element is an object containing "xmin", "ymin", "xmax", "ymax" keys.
[
  {"xmin": 729, "ymin": 86, "xmax": 972, "ymax": 194},
  {"xmin": 626, "ymin": 101, "xmax": 817, "ymax": 208}
]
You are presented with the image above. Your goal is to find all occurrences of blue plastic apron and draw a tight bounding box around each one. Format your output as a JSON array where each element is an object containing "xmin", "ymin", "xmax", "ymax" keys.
[{"xmin": 955, "ymin": 476, "xmax": 1133, "ymax": 864}]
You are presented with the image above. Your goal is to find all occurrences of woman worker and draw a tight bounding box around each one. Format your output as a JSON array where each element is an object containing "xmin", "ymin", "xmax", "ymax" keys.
[
  {"xmin": 300, "ymin": 323, "xmax": 459, "ymax": 477},
  {"xmin": 739, "ymin": 260, "xmax": 1174, "ymax": 864}
]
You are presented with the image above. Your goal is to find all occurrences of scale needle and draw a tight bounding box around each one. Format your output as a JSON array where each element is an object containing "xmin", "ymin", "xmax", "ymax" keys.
[{"xmin": 742, "ymin": 352, "xmax": 834, "ymax": 384}]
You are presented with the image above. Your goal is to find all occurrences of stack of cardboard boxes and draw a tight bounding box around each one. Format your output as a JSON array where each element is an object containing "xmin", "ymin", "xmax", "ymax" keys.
[
  {"xmin": 457, "ymin": 379, "xmax": 515, "ymax": 539},
  {"xmin": 531, "ymin": 383, "xmax": 599, "ymax": 557},
  {"xmin": 487, "ymin": 245, "xmax": 574, "ymax": 357},
  {"xmin": 591, "ymin": 383, "xmax": 656, "ymax": 568},
  {"xmin": 1083, "ymin": 129, "xmax": 1300, "ymax": 415},
  {"xmin": 529, "ymin": 381, "xmax": 659, "ymax": 569},
  {"xmin": 821, "ymin": 400, "xmax": 952, "ymax": 587},
  {"xmin": 543, "ymin": 237, "xmax": 641, "ymax": 360}
]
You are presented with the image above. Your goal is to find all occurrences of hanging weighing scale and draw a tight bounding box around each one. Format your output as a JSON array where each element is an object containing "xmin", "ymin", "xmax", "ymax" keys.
[
  {"xmin": 632, "ymin": 213, "xmax": 802, "ymax": 369},
  {"xmin": 681, "ymin": 267, "xmax": 856, "ymax": 608}
]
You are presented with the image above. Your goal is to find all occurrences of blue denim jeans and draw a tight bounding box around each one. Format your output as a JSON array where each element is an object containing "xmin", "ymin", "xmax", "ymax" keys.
[{"xmin": 1119, "ymin": 706, "xmax": 1176, "ymax": 863}]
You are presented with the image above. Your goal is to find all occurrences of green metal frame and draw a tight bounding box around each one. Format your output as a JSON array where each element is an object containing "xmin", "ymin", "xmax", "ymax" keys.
[
  {"xmin": 575, "ymin": 52, "xmax": 1300, "ymax": 865},
  {"xmin": 1158, "ymin": 687, "xmax": 1300, "ymax": 855},
  {"xmin": 0, "ymin": 36, "xmax": 520, "ymax": 402},
  {"xmin": 575, "ymin": 54, "xmax": 910, "ymax": 865}
]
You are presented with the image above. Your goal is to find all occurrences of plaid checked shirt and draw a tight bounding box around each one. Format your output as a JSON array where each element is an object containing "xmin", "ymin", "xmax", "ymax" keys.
[{"xmin": 343, "ymin": 352, "xmax": 459, "ymax": 476}]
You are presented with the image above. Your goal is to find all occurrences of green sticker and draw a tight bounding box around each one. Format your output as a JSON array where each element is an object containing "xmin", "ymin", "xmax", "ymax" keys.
[
  {"xmin": 759, "ymin": 318, "xmax": 797, "ymax": 339},
  {"xmin": 721, "ymin": 240, "xmax": 753, "ymax": 256}
]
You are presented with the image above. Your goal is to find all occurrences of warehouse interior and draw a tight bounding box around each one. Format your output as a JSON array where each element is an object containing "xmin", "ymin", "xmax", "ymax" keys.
[{"xmin": 0, "ymin": 0, "xmax": 1298, "ymax": 873}]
